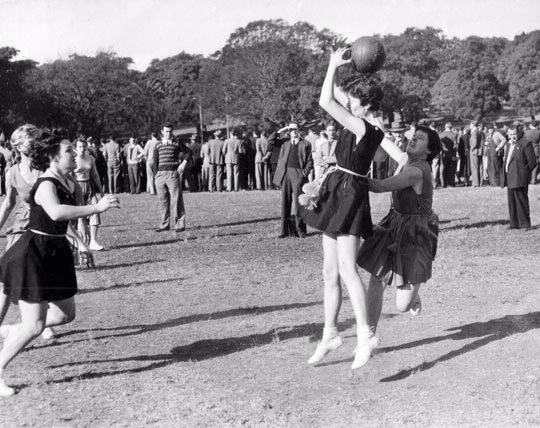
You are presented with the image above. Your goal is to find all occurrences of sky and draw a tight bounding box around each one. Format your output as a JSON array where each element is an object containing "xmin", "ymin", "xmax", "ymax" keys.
[{"xmin": 0, "ymin": 0, "xmax": 539, "ymax": 71}]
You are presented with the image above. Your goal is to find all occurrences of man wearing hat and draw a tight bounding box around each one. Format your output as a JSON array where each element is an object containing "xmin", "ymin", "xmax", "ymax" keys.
[
  {"xmin": 271, "ymin": 122, "xmax": 313, "ymax": 238},
  {"xmin": 439, "ymin": 122, "xmax": 458, "ymax": 187},
  {"xmin": 207, "ymin": 129, "xmax": 225, "ymax": 192}
]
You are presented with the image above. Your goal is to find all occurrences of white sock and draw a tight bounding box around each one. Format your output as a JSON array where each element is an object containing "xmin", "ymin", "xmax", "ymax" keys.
[{"xmin": 322, "ymin": 327, "xmax": 338, "ymax": 341}]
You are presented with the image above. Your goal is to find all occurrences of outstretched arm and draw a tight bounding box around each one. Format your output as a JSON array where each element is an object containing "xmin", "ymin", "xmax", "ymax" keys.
[
  {"xmin": 34, "ymin": 180, "xmax": 120, "ymax": 221},
  {"xmin": 368, "ymin": 165, "xmax": 423, "ymax": 193}
]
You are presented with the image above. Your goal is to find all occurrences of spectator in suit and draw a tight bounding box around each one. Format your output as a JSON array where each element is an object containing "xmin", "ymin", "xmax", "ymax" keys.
[
  {"xmin": 255, "ymin": 131, "xmax": 270, "ymax": 190},
  {"xmin": 439, "ymin": 122, "xmax": 457, "ymax": 187},
  {"xmin": 469, "ymin": 120, "xmax": 483, "ymax": 187},
  {"xmin": 526, "ymin": 120, "xmax": 540, "ymax": 184},
  {"xmin": 271, "ymin": 123, "xmax": 313, "ymax": 238},
  {"xmin": 124, "ymin": 136, "xmax": 144, "ymax": 194},
  {"xmin": 144, "ymin": 132, "xmax": 159, "ymax": 195},
  {"xmin": 103, "ymin": 136, "xmax": 121, "ymax": 193},
  {"xmin": 457, "ymin": 126, "xmax": 471, "ymax": 186},
  {"xmin": 187, "ymin": 134, "xmax": 202, "ymax": 192},
  {"xmin": 304, "ymin": 128, "xmax": 319, "ymax": 182},
  {"xmin": 485, "ymin": 125, "xmax": 506, "ymax": 187},
  {"xmin": 387, "ymin": 121, "xmax": 407, "ymax": 177},
  {"xmin": 200, "ymin": 137, "xmax": 211, "ymax": 191},
  {"xmin": 223, "ymin": 129, "xmax": 242, "ymax": 192},
  {"xmin": 207, "ymin": 130, "xmax": 225, "ymax": 192},
  {"xmin": 503, "ymin": 124, "xmax": 537, "ymax": 229},
  {"xmin": 314, "ymin": 122, "xmax": 338, "ymax": 178}
]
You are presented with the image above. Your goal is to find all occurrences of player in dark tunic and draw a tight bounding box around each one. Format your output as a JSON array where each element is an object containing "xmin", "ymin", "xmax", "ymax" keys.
[
  {"xmin": 301, "ymin": 46, "xmax": 404, "ymax": 370},
  {"xmin": 0, "ymin": 130, "xmax": 120, "ymax": 397}
]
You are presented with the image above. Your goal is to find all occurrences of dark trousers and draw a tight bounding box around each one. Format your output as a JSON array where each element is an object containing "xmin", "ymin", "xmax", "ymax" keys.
[
  {"xmin": 470, "ymin": 154, "xmax": 482, "ymax": 186},
  {"xmin": 280, "ymin": 168, "xmax": 307, "ymax": 236},
  {"xmin": 127, "ymin": 163, "xmax": 140, "ymax": 193},
  {"xmin": 507, "ymin": 186, "xmax": 531, "ymax": 229},
  {"xmin": 440, "ymin": 157, "xmax": 454, "ymax": 187},
  {"xmin": 107, "ymin": 162, "xmax": 121, "ymax": 194}
]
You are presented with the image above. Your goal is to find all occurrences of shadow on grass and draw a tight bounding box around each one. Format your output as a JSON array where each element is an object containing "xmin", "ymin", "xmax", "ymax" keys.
[
  {"xmin": 191, "ymin": 217, "xmax": 280, "ymax": 230},
  {"xmin": 89, "ymin": 259, "xmax": 167, "ymax": 271},
  {"xmin": 440, "ymin": 219, "xmax": 509, "ymax": 231},
  {"xmin": 79, "ymin": 277, "xmax": 185, "ymax": 294},
  {"xmin": 109, "ymin": 239, "xmax": 188, "ymax": 250},
  {"xmin": 378, "ymin": 311, "xmax": 540, "ymax": 382},
  {"xmin": 47, "ymin": 317, "xmax": 357, "ymax": 384},
  {"xmin": 38, "ymin": 300, "xmax": 325, "ymax": 348}
]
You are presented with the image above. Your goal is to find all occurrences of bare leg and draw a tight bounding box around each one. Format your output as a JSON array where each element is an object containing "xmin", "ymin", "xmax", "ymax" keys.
[
  {"xmin": 0, "ymin": 288, "xmax": 9, "ymax": 327},
  {"xmin": 322, "ymin": 234, "xmax": 341, "ymax": 329},
  {"xmin": 46, "ymin": 297, "xmax": 76, "ymax": 327},
  {"xmin": 307, "ymin": 233, "xmax": 344, "ymax": 364},
  {"xmin": 0, "ymin": 300, "xmax": 48, "ymax": 396},
  {"xmin": 89, "ymin": 225, "xmax": 103, "ymax": 251},
  {"xmin": 396, "ymin": 283, "xmax": 422, "ymax": 313},
  {"xmin": 335, "ymin": 235, "xmax": 368, "ymax": 328},
  {"xmin": 367, "ymin": 275, "xmax": 386, "ymax": 333},
  {"xmin": 336, "ymin": 234, "xmax": 378, "ymax": 369}
]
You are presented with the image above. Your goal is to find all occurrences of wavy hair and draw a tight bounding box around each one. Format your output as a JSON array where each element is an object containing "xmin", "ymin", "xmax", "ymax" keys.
[{"xmin": 29, "ymin": 128, "xmax": 69, "ymax": 171}]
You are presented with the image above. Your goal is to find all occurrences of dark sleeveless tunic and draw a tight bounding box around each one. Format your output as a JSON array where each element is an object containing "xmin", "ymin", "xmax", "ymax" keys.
[
  {"xmin": 357, "ymin": 160, "xmax": 439, "ymax": 286},
  {"xmin": 0, "ymin": 177, "xmax": 78, "ymax": 303},
  {"xmin": 299, "ymin": 121, "xmax": 384, "ymax": 238}
]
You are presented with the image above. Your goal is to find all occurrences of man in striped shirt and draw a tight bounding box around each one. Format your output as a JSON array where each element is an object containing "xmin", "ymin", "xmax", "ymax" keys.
[{"xmin": 153, "ymin": 124, "xmax": 192, "ymax": 232}]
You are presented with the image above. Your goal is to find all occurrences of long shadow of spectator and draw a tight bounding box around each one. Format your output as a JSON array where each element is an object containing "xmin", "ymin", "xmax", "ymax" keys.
[
  {"xmin": 36, "ymin": 300, "xmax": 325, "ymax": 348},
  {"xmin": 192, "ymin": 217, "xmax": 280, "ymax": 230},
  {"xmin": 48, "ymin": 317, "xmax": 357, "ymax": 384},
  {"xmin": 378, "ymin": 311, "xmax": 540, "ymax": 382},
  {"xmin": 90, "ymin": 259, "xmax": 167, "ymax": 271}
]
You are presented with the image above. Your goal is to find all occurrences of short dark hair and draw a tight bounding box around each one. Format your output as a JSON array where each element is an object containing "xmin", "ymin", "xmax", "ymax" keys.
[
  {"xmin": 416, "ymin": 125, "xmax": 442, "ymax": 163},
  {"xmin": 30, "ymin": 129, "xmax": 69, "ymax": 171},
  {"xmin": 339, "ymin": 75, "xmax": 384, "ymax": 112},
  {"xmin": 162, "ymin": 123, "xmax": 173, "ymax": 130}
]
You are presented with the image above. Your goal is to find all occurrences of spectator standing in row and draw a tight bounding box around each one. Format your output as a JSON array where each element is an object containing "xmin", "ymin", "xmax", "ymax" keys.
[
  {"xmin": 223, "ymin": 129, "xmax": 242, "ymax": 192},
  {"xmin": 271, "ymin": 123, "xmax": 313, "ymax": 238},
  {"xmin": 255, "ymin": 131, "xmax": 270, "ymax": 190},
  {"xmin": 503, "ymin": 124, "xmax": 536, "ymax": 229},
  {"xmin": 457, "ymin": 126, "xmax": 471, "ymax": 186},
  {"xmin": 469, "ymin": 120, "xmax": 483, "ymax": 187},
  {"xmin": 314, "ymin": 122, "xmax": 338, "ymax": 178},
  {"xmin": 0, "ymin": 134, "xmax": 12, "ymax": 196},
  {"xmin": 207, "ymin": 130, "xmax": 225, "ymax": 192},
  {"xmin": 526, "ymin": 120, "xmax": 540, "ymax": 184},
  {"xmin": 439, "ymin": 122, "xmax": 457, "ymax": 187},
  {"xmin": 103, "ymin": 136, "xmax": 121, "ymax": 194},
  {"xmin": 153, "ymin": 124, "xmax": 191, "ymax": 232},
  {"xmin": 124, "ymin": 136, "xmax": 144, "ymax": 194},
  {"xmin": 200, "ymin": 137, "xmax": 211, "ymax": 191},
  {"xmin": 187, "ymin": 134, "xmax": 202, "ymax": 192},
  {"xmin": 386, "ymin": 121, "xmax": 407, "ymax": 177},
  {"xmin": 144, "ymin": 132, "xmax": 159, "ymax": 195},
  {"xmin": 304, "ymin": 128, "xmax": 318, "ymax": 182}
]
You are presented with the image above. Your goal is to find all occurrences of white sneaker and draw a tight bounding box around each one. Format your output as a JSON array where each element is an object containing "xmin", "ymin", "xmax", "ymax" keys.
[
  {"xmin": 410, "ymin": 294, "xmax": 422, "ymax": 316},
  {"xmin": 351, "ymin": 335, "xmax": 379, "ymax": 370},
  {"xmin": 41, "ymin": 327, "xmax": 56, "ymax": 340},
  {"xmin": 307, "ymin": 335, "xmax": 343, "ymax": 365},
  {"xmin": 88, "ymin": 242, "xmax": 104, "ymax": 251}
]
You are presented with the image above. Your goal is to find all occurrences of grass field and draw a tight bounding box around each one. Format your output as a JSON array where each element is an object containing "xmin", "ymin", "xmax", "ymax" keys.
[{"xmin": 0, "ymin": 185, "xmax": 539, "ymax": 427}]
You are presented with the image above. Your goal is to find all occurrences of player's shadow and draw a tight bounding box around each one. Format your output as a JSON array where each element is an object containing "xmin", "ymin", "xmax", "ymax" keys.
[
  {"xmin": 47, "ymin": 318, "xmax": 357, "ymax": 385},
  {"xmin": 36, "ymin": 300, "xmax": 325, "ymax": 348},
  {"xmin": 378, "ymin": 311, "xmax": 540, "ymax": 382},
  {"xmin": 440, "ymin": 219, "xmax": 509, "ymax": 231}
]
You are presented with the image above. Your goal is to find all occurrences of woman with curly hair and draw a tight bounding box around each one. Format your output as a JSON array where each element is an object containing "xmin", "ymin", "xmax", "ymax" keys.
[
  {"xmin": 0, "ymin": 130, "xmax": 120, "ymax": 396},
  {"xmin": 300, "ymin": 46, "xmax": 403, "ymax": 370},
  {"xmin": 358, "ymin": 125, "xmax": 441, "ymax": 335}
]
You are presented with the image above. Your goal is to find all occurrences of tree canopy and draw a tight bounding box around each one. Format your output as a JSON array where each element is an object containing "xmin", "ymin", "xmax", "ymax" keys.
[{"xmin": 0, "ymin": 22, "xmax": 538, "ymax": 138}]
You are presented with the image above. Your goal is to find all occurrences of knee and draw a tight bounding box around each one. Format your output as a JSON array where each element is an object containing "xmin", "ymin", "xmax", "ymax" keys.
[
  {"xmin": 337, "ymin": 260, "xmax": 358, "ymax": 282},
  {"xmin": 322, "ymin": 265, "xmax": 339, "ymax": 285},
  {"xmin": 22, "ymin": 320, "xmax": 46, "ymax": 338}
]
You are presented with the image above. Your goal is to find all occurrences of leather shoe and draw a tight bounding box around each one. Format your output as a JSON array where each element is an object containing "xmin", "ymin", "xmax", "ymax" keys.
[
  {"xmin": 278, "ymin": 234, "xmax": 287, "ymax": 239},
  {"xmin": 155, "ymin": 227, "xmax": 169, "ymax": 232},
  {"xmin": 175, "ymin": 228, "xmax": 186, "ymax": 233}
]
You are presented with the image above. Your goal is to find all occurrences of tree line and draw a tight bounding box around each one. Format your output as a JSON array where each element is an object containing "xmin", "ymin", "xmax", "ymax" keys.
[{"xmin": 0, "ymin": 21, "xmax": 539, "ymax": 138}]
